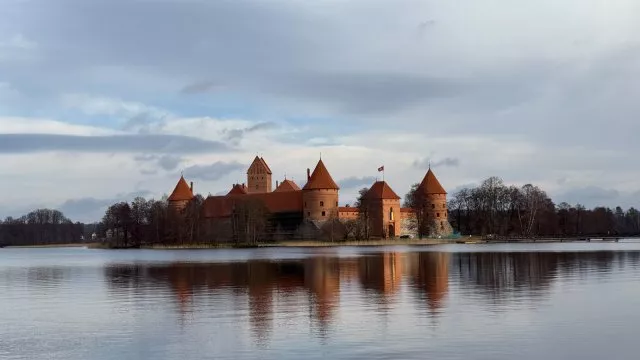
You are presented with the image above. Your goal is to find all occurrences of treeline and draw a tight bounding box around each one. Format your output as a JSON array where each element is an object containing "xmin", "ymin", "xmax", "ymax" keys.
[
  {"xmin": 447, "ymin": 176, "xmax": 640, "ymax": 237},
  {"xmin": 98, "ymin": 196, "xmax": 206, "ymax": 248},
  {"xmin": 97, "ymin": 195, "xmax": 282, "ymax": 247},
  {"xmin": 0, "ymin": 209, "xmax": 84, "ymax": 246}
]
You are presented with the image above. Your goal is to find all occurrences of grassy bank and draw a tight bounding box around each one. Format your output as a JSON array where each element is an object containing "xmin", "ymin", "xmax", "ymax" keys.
[
  {"xmin": 137, "ymin": 238, "xmax": 453, "ymax": 249},
  {"xmin": 5, "ymin": 243, "xmax": 96, "ymax": 248}
]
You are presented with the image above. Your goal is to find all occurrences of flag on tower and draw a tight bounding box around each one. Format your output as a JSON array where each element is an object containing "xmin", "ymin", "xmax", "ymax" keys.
[{"xmin": 378, "ymin": 166, "xmax": 384, "ymax": 172}]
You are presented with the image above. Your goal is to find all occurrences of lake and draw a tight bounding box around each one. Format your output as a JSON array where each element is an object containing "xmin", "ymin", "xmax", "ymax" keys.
[{"xmin": 2, "ymin": 242, "xmax": 640, "ymax": 359}]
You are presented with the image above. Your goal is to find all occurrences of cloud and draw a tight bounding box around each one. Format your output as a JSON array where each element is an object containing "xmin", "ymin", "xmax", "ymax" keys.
[
  {"xmin": 134, "ymin": 154, "xmax": 183, "ymax": 171},
  {"xmin": 2, "ymin": 0, "xmax": 640, "ymax": 217},
  {"xmin": 60, "ymin": 93, "xmax": 171, "ymax": 133},
  {"xmin": 0, "ymin": 34, "xmax": 37, "ymax": 50},
  {"xmin": 555, "ymin": 186, "xmax": 621, "ymax": 208},
  {"xmin": 413, "ymin": 157, "xmax": 460, "ymax": 169},
  {"xmin": 58, "ymin": 190, "xmax": 152, "ymax": 223},
  {"xmin": 180, "ymin": 81, "xmax": 223, "ymax": 94},
  {"xmin": 222, "ymin": 121, "xmax": 278, "ymax": 141},
  {"xmin": 338, "ymin": 176, "xmax": 377, "ymax": 189},
  {"xmin": 0, "ymin": 133, "xmax": 230, "ymax": 154},
  {"xmin": 183, "ymin": 161, "xmax": 245, "ymax": 181}
]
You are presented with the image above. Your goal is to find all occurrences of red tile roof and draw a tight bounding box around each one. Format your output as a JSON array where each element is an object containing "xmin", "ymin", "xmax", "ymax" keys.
[
  {"xmin": 203, "ymin": 191, "xmax": 303, "ymax": 218},
  {"xmin": 364, "ymin": 181, "xmax": 401, "ymax": 200},
  {"xmin": 418, "ymin": 169, "xmax": 447, "ymax": 194},
  {"xmin": 227, "ymin": 183, "xmax": 248, "ymax": 195},
  {"xmin": 247, "ymin": 156, "xmax": 272, "ymax": 175},
  {"xmin": 260, "ymin": 157, "xmax": 272, "ymax": 174},
  {"xmin": 302, "ymin": 159, "xmax": 339, "ymax": 190},
  {"xmin": 168, "ymin": 176, "xmax": 194, "ymax": 201},
  {"xmin": 274, "ymin": 179, "xmax": 300, "ymax": 192},
  {"xmin": 401, "ymin": 207, "xmax": 415, "ymax": 213}
]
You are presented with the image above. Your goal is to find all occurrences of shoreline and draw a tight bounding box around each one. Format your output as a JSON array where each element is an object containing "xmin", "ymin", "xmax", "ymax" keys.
[
  {"xmin": 141, "ymin": 238, "xmax": 454, "ymax": 249},
  {"xmin": 5, "ymin": 236, "xmax": 630, "ymax": 250}
]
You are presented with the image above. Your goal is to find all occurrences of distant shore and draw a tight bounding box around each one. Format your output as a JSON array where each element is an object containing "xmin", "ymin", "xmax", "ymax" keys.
[
  {"xmin": 8, "ymin": 235, "xmax": 627, "ymax": 250},
  {"xmin": 3, "ymin": 243, "xmax": 94, "ymax": 249}
]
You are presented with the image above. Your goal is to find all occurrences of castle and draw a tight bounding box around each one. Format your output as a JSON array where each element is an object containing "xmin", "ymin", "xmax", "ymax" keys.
[{"xmin": 168, "ymin": 156, "xmax": 452, "ymax": 239}]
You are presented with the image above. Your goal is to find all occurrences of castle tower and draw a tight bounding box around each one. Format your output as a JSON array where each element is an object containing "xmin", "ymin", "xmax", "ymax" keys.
[
  {"xmin": 302, "ymin": 159, "xmax": 339, "ymax": 222},
  {"xmin": 168, "ymin": 175, "xmax": 195, "ymax": 213},
  {"xmin": 363, "ymin": 181, "xmax": 402, "ymax": 238},
  {"xmin": 247, "ymin": 156, "xmax": 272, "ymax": 193},
  {"xmin": 417, "ymin": 168, "xmax": 452, "ymax": 237}
]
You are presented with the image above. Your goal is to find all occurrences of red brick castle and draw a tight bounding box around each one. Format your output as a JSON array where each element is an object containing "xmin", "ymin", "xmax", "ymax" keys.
[{"xmin": 168, "ymin": 156, "xmax": 452, "ymax": 239}]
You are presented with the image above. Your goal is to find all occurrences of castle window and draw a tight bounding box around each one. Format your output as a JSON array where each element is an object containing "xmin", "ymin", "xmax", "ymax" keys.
[
  {"xmin": 443, "ymin": 204, "xmax": 446, "ymax": 209},
  {"xmin": 389, "ymin": 208, "xmax": 394, "ymax": 221},
  {"xmin": 437, "ymin": 213, "xmax": 440, "ymax": 218},
  {"xmin": 432, "ymin": 204, "xmax": 435, "ymax": 209},
  {"xmin": 322, "ymin": 211, "xmax": 326, "ymax": 217},
  {"xmin": 320, "ymin": 201, "xmax": 324, "ymax": 207},
  {"xmin": 336, "ymin": 201, "xmax": 338, "ymax": 207},
  {"xmin": 307, "ymin": 212, "xmax": 311, "ymax": 217}
]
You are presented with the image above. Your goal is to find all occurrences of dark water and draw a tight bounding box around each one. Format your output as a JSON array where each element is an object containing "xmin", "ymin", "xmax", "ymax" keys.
[{"xmin": 3, "ymin": 243, "xmax": 640, "ymax": 360}]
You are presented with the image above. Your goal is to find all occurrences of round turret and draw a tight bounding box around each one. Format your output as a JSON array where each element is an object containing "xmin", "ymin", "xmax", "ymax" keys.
[
  {"xmin": 418, "ymin": 168, "xmax": 452, "ymax": 236},
  {"xmin": 302, "ymin": 160, "xmax": 340, "ymax": 221}
]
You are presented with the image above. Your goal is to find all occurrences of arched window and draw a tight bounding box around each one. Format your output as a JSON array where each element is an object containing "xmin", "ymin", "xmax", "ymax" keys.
[
  {"xmin": 437, "ymin": 213, "xmax": 440, "ymax": 218},
  {"xmin": 322, "ymin": 211, "xmax": 326, "ymax": 217},
  {"xmin": 389, "ymin": 208, "xmax": 394, "ymax": 221}
]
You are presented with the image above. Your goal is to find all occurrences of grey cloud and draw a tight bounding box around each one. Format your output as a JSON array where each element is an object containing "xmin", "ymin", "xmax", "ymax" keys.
[
  {"xmin": 184, "ymin": 161, "xmax": 245, "ymax": 181},
  {"xmin": 0, "ymin": 134, "xmax": 230, "ymax": 154},
  {"xmin": 58, "ymin": 190, "xmax": 152, "ymax": 223},
  {"xmin": 180, "ymin": 81, "xmax": 222, "ymax": 94},
  {"xmin": 223, "ymin": 122, "xmax": 278, "ymax": 141},
  {"xmin": 555, "ymin": 186, "xmax": 621, "ymax": 209},
  {"xmin": 413, "ymin": 157, "xmax": 460, "ymax": 169},
  {"xmin": 134, "ymin": 154, "xmax": 183, "ymax": 171},
  {"xmin": 338, "ymin": 176, "xmax": 377, "ymax": 189}
]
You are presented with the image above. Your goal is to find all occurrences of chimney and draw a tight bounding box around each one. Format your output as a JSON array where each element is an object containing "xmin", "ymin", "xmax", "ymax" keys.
[
  {"xmin": 190, "ymin": 182, "xmax": 193, "ymax": 192},
  {"xmin": 307, "ymin": 168, "xmax": 311, "ymax": 181}
]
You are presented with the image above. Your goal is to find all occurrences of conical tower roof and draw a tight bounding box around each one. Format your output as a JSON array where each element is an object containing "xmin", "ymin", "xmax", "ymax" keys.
[
  {"xmin": 274, "ymin": 179, "xmax": 300, "ymax": 192},
  {"xmin": 303, "ymin": 159, "xmax": 339, "ymax": 190},
  {"xmin": 168, "ymin": 176, "xmax": 194, "ymax": 201},
  {"xmin": 418, "ymin": 168, "xmax": 447, "ymax": 194},
  {"xmin": 365, "ymin": 181, "xmax": 401, "ymax": 200},
  {"xmin": 247, "ymin": 156, "xmax": 272, "ymax": 175}
]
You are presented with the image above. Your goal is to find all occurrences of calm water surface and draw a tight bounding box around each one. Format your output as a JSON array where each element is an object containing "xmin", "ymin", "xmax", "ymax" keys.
[{"xmin": 3, "ymin": 242, "xmax": 640, "ymax": 359}]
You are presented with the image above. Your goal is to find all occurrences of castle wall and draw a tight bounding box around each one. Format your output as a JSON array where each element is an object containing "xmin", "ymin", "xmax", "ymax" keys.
[
  {"xmin": 423, "ymin": 193, "xmax": 453, "ymax": 237},
  {"xmin": 169, "ymin": 200, "xmax": 190, "ymax": 214},
  {"xmin": 303, "ymin": 189, "xmax": 339, "ymax": 222}
]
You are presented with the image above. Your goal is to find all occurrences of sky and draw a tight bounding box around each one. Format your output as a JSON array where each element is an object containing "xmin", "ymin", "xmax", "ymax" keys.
[{"xmin": 1, "ymin": 0, "xmax": 640, "ymax": 222}]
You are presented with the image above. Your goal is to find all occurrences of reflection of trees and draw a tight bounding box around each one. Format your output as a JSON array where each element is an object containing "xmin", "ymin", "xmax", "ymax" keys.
[
  {"xmin": 452, "ymin": 252, "xmax": 557, "ymax": 306},
  {"xmin": 450, "ymin": 251, "xmax": 634, "ymax": 307}
]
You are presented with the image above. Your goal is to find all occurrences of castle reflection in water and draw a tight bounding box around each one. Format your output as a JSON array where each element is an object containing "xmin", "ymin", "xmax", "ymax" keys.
[{"xmin": 102, "ymin": 250, "xmax": 640, "ymax": 341}]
